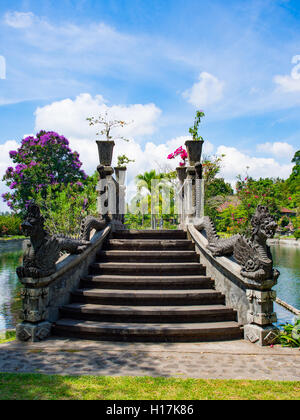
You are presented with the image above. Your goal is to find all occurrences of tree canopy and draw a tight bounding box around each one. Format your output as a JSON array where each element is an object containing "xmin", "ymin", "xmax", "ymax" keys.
[{"xmin": 2, "ymin": 131, "xmax": 87, "ymax": 213}]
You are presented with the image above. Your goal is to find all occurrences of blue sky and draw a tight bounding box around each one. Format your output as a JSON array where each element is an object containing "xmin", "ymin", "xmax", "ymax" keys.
[{"xmin": 0, "ymin": 0, "xmax": 299, "ymax": 210}]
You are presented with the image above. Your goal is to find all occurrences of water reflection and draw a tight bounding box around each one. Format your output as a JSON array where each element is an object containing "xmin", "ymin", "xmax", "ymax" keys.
[
  {"xmin": 0, "ymin": 250, "xmax": 23, "ymax": 331},
  {"xmin": 271, "ymin": 244, "xmax": 300, "ymax": 311}
]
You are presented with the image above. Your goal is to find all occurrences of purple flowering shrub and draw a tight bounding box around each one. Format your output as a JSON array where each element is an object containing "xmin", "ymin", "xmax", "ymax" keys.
[{"xmin": 2, "ymin": 131, "xmax": 88, "ymax": 213}]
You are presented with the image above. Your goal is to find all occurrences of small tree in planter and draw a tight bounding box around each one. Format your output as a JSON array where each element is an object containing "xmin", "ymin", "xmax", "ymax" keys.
[
  {"xmin": 115, "ymin": 154, "xmax": 135, "ymax": 184},
  {"xmin": 117, "ymin": 154, "xmax": 135, "ymax": 169},
  {"xmin": 87, "ymin": 112, "xmax": 132, "ymax": 166},
  {"xmin": 185, "ymin": 110, "xmax": 205, "ymax": 166}
]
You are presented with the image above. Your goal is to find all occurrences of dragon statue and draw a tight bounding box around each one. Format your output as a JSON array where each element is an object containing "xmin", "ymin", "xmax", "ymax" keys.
[
  {"xmin": 195, "ymin": 205, "xmax": 280, "ymax": 282},
  {"xmin": 16, "ymin": 203, "xmax": 107, "ymax": 279}
]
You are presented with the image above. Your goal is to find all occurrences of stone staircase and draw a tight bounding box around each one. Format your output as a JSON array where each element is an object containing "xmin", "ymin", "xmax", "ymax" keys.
[{"xmin": 53, "ymin": 230, "xmax": 243, "ymax": 342}]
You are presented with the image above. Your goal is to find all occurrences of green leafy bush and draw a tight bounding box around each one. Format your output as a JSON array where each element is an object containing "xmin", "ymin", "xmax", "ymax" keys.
[
  {"xmin": 35, "ymin": 173, "xmax": 98, "ymax": 237},
  {"xmin": 276, "ymin": 319, "xmax": 300, "ymax": 347},
  {"xmin": 0, "ymin": 214, "xmax": 22, "ymax": 236},
  {"xmin": 294, "ymin": 230, "xmax": 300, "ymax": 240}
]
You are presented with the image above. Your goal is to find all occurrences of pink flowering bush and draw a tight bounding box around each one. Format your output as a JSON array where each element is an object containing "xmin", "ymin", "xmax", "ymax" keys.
[
  {"xmin": 167, "ymin": 146, "xmax": 188, "ymax": 167},
  {"xmin": 2, "ymin": 131, "xmax": 88, "ymax": 213}
]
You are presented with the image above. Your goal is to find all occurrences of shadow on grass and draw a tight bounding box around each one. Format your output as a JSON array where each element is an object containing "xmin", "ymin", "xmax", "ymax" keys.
[{"xmin": 0, "ymin": 373, "xmax": 300, "ymax": 400}]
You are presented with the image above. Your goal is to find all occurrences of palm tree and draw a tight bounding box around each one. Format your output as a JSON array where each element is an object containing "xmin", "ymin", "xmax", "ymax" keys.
[{"xmin": 135, "ymin": 170, "xmax": 166, "ymax": 229}]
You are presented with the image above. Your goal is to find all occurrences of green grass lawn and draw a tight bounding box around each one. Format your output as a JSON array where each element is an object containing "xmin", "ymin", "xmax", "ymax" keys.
[
  {"xmin": 0, "ymin": 331, "xmax": 16, "ymax": 344},
  {"xmin": 0, "ymin": 373, "xmax": 299, "ymax": 400},
  {"xmin": 0, "ymin": 236, "xmax": 27, "ymax": 241}
]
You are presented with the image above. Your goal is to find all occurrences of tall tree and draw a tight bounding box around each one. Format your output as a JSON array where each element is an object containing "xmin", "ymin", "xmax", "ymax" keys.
[{"xmin": 2, "ymin": 131, "xmax": 87, "ymax": 213}]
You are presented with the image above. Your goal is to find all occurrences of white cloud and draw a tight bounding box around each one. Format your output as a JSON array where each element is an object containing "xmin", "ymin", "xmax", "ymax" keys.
[
  {"xmin": 34, "ymin": 94, "xmax": 216, "ymax": 202},
  {"xmin": 256, "ymin": 142, "xmax": 294, "ymax": 159},
  {"xmin": 217, "ymin": 145, "xmax": 293, "ymax": 187},
  {"xmin": 34, "ymin": 94, "xmax": 168, "ymax": 186},
  {"xmin": 274, "ymin": 55, "xmax": 300, "ymax": 92},
  {"xmin": 4, "ymin": 11, "xmax": 34, "ymax": 28},
  {"xmin": 35, "ymin": 94, "xmax": 161, "ymax": 140},
  {"xmin": 182, "ymin": 72, "xmax": 224, "ymax": 107}
]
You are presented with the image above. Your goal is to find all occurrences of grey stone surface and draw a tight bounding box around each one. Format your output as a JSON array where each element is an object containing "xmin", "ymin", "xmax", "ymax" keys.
[{"xmin": 1, "ymin": 338, "xmax": 299, "ymax": 381}]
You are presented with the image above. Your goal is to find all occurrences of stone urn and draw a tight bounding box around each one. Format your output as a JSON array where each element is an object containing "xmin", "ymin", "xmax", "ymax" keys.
[
  {"xmin": 114, "ymin": 166, "xmax": 127, "ymax": 185},
  {"xmin": 96, "ymin": 140, "xmax": 115, "ymax": 166},
  {"xmin": 185, "ymin": 140, "xmax": 204, "ymax": 166},
  {"xmin": 176, "ymin": 166, "xmax": 187, "ymax": 184}
]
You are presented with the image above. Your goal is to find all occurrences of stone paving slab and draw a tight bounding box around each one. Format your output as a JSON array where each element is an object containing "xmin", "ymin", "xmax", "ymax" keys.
[{"xmin": 0, "ymin": 337, "xmax": 299, "ymax": 381}]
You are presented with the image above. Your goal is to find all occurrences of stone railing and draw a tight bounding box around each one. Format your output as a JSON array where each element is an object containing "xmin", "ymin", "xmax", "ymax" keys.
[
  {"xmin": 16, "ymin": 226, "xmax": 111, "ymax": 342},
  {"xmin": 187, "ymin": 224, "xmax": 278, "ymax": 346}
]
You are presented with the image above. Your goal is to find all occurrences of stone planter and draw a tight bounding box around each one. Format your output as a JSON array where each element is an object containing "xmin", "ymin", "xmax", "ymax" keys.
[
  {"xmin": 96, "ymin": 140, "xmax": 115, "ymax": 166},
  {"xmin": 176, "ymin": 166, "xmax": 187, "ymax": 184},
  {"xmin": 114, "ymin": 167, "xmax": 127, "ymax": 185},
  {"xmin": 185, "ymin": 140, "xmax": 204, "ymax": 166}
]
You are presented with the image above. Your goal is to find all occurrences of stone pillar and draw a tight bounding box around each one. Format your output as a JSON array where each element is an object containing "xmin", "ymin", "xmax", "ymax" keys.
[
  {"xmin": 176, "ymin": 167, "xmax": 187, "ymax": 228},
  {"xmin": 96, "ymin": 165, "xmax": 115, "ymax": 220},
  {"xmin": 244, "ymin": 284, "xmax": 278, "ymax": 346},
  {"xmin": 182, "ymin": 163, "xmax": 204, "ymax": 226},
  {"xmin": 115, "ymin": 167, "xmax": 127, "ymax": 225},
  {"xmin": 184, "ymin": 166, "xmax": 196, "ymax": 225},
  {"xmin": 16, "ymin": 286, "xmax": 52, "ymax": 342},
  {"xmin": 195, "ymin": 162, "xmax": 204, "ymax": 219}
]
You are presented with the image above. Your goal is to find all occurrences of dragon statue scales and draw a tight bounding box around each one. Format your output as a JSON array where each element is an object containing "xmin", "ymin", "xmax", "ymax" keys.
[
  {"xmin": 195, "ymin": 205, "xmax": 280, "ymax": 282},
  {"xmin": 16, "ymin": 203, "xmax": 107, "ymax": 279}
]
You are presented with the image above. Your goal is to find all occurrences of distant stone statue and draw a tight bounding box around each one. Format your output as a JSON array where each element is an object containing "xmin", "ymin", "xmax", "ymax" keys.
[
  {"xmin": 17, "ymin": 203, "xmax": 107, "ymax": 279},
  {"xmin": 195, "ymin": 205, "xmax": 280, "ymax": 282}
]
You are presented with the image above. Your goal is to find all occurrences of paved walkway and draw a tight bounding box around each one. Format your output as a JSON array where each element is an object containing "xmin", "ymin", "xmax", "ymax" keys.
[{"xmin": 0, "ymin": 338, "xmax": 299, "ymax": 381}]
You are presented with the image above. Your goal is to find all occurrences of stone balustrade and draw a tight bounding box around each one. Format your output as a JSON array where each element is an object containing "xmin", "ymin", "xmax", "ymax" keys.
[
  {"xmin": 16, "ymin": 226, "xmax": 111, "ymax": 342},
  {"xmin": 187, "ymin": 225, "xmax": 278, "ymax": 346}
]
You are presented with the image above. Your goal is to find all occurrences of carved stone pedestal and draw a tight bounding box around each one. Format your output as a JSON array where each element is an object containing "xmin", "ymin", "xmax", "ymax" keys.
[
  {"xmin": 246, "ymin": 289, "xmax": 277, "ymax": 325},
  {"xmin": 244, "ymin": 324, "xmax": 279, "ymax": 346},
  {"xmin": 244, "ymin": 288, "xmax": 278, "ymax": 346},
  {"xmin": 16, "ymin": 321, "xmax": 52, "ymax": 342}
]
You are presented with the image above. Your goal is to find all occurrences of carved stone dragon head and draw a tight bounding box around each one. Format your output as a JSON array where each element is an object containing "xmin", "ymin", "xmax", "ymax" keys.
[
  {"xmin": 21, "ymin": 203, "xmax": 46, "ymax": 238},
  {"xmin": 251, "ymin": 205, "xmax": 277, "ymax": 242}
]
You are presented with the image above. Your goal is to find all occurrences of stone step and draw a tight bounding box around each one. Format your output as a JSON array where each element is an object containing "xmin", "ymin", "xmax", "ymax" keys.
[
  {"xmin": 60, "ymin": 303, "xmax": 237, "ymax": 323},
  {"xmin": 89, "ymin": 262, "xmax": 206, "ymax": 276},
  {"xmin": 113, "ymin": 230, "xmax": 187, "ymax": 240},
  {"xmin": 97, "ymin": 250, "xmax": 199, "ymax": 263},
  {"xmin": 53, "ymin": 319, "xmax": 243, "ymax": 342},
  {"xmin": 71, "ymin": 288, "xmax": 225, "ymax": 306},
  {"xmin": 107, "ymin": 239, "xmax": 194, "ymax": 251},
  {"xmin": 81, "ymin": 275, "xmax": 214, "ymax": 290}
]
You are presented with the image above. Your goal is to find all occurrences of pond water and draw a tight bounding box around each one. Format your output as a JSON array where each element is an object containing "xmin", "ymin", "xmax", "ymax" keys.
[
  {"xmin": 271, "ymin": 244, "xmax": 300, "ymax": 326},
  {"xmin": 0, "ymin": 242, "xmax": 299, "ymax": 332},
  {"xmin": 0, "ymin": 247, "xmax": 23, "ymax": 331}
]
